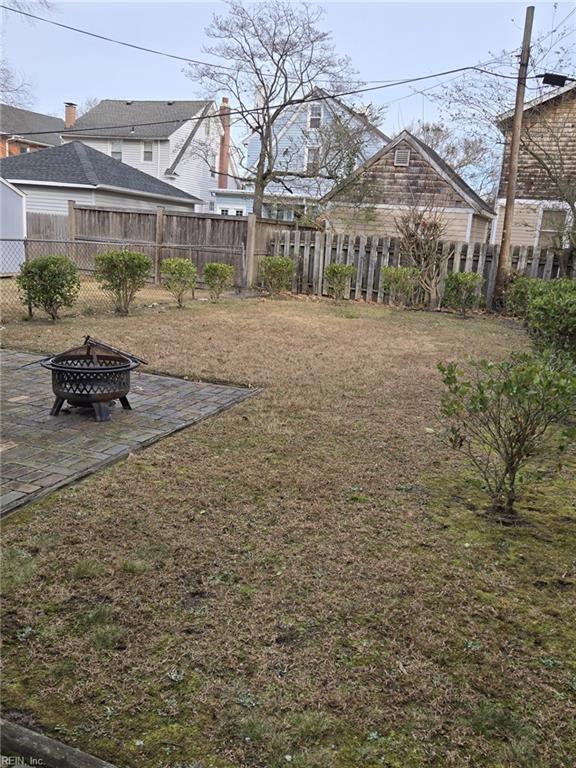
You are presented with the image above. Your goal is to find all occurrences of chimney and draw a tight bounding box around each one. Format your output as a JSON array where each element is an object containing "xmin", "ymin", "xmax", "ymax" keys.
[
  {"xmin": 218, "ymin": 97, "xmax": 231, "ymax": 190},
  {"xmin": 64, "ymin": 102, "xmax": 77, "ymax": 129}
]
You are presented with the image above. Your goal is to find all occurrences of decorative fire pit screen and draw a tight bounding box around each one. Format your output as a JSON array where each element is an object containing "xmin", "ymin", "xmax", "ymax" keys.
[{"xmin": 39, "ymin": 336, "xmax": 147, "ymax": 422}]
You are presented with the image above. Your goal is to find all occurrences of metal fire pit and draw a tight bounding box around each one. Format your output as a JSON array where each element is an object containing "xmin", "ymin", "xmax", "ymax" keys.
[{"xmin": 40, "ymin": 336, "xmax": 146, "ymax": 422}]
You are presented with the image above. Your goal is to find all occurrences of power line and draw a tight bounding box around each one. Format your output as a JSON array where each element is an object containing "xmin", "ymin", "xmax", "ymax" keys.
[{"xmin": 6, "ymin": 65, "xmax": 537, "ymax": 138}]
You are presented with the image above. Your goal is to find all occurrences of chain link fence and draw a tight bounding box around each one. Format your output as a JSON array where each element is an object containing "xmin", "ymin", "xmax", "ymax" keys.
[{"xmin": 0, "ymin": 238, "xmax": 246, "ymax": 323}]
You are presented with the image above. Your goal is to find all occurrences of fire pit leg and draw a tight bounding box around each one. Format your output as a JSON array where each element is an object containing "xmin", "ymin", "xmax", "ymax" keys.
[
  {"xmin": 92, "ymin": 402, "xmax": 111, "ymax": 422},
  {"xmin": 119, "ymin": 396, "xmax": 132, "ymax": 411},
  {"xmin": 50, "ymin": 397, "xmax": 65, "ymax": 416}
]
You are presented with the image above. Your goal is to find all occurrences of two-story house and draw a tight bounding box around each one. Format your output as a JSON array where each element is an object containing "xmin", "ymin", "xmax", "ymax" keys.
[
  {"xmin": 212, "ymin": 88, "xmax": 389, "ymax": 220},
  {"xmin": 63, "ymin": 99, "xmax": 235, "ymax": 211},
  {"xmin": 0, "ymin": 103, "xmax": 71, "ymax": 157},
  {"xmin": 492, "ymin": 81, "xmax": 576, "ymax": 248}
]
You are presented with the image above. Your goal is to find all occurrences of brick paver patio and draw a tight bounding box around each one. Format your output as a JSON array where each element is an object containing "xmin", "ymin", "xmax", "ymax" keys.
[{"xmin": 1, "ymin": 349, "xmax": 257, "ymax": 516}]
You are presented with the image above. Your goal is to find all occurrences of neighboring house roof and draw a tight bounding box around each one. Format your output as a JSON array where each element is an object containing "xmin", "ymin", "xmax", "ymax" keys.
[
  {"xmin": 0, "ymin": 141, "xmax": 200, "ymax": 203},
  {"xmin": 497, "ymin": 81, "xmax": 576, "ymax": 126},
  {"xmin": 0, "ymin": 104, "xmax": 65, "ymax": 147},
  {"xmin": 320, "ymin": 130, "xmax": 494, "ymax": 217},
  {"xmin": 310, "ymin": 87, "xmax": 390, "ymax": 143},
  {"xmin": 67, "ymin": 99, "xmax": 213, "ymax": 139}
]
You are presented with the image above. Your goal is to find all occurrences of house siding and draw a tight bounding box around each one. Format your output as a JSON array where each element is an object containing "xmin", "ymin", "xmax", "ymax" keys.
[
  {"xmin": 470, "ymin": 214, "xmax": 490, "ymax": 243},
  {"xmin": 492, "ymin": 199, "xmax": 549, "ymax": 247},
  {"xmin": 498, "ymin": 90, "xmax": 576, "ymax": 201},
  {"xmin": 16, "ymin": 185, "xmax": 95, "ymax": 214},
  {"xmin": 93, "ymin": 190, "xmax": 194, "ymax": 213},
  {"xmin": 326, "ymin": 205, "xmax": 474, "ymax": 240}
]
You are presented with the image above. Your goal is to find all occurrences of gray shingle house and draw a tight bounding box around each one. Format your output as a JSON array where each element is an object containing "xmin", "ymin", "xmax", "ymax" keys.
[
  {"xmin": 63, "ymin": 100, "xmax": 233, "ymax": 210},
  {"xmin": 0, "ymin": 141, "xmax": 200, "ymax": 214}
]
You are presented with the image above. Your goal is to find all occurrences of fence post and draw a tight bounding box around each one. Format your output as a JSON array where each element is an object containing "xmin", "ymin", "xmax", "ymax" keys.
[
  {"xmin": 244, "ymin": 213, "xmax": 257, "ymax": 288},
  {"xmin": 67, "ymin": 199, "xmax": 76, "ymax": 266},
  {"xmin": 154, "ymin": 206, "xmax": 165, "ymax": 284},
  {"xmin": 23, "ymin": 239, "xmax": 33, "ymax": 318}
]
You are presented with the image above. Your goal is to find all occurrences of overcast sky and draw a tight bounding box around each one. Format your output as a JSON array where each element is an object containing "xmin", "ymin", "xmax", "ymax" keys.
[{"xmin": 2, "ymin": 1, "xmax": 574, "ymax": 136}]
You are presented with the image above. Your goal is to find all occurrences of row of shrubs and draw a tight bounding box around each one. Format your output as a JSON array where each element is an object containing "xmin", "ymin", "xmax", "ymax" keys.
[
  {"xmin": 260, "ymin": 256, "xmax": 485, "ymax": 314},
  {"xmin": 17, "ymin": 252, "xmax": 236, "ymax": 320}
]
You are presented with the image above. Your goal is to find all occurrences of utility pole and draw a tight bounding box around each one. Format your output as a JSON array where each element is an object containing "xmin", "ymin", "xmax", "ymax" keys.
[{"xmin": 494, "ymin": 5, "xmax": 535, "ymax": 308}]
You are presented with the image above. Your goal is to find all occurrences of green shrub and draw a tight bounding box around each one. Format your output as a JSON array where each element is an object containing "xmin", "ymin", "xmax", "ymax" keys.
[
  {"xmin": 203, "ymin": 262, "xmax": 235, "ymax": 301},
  {"xmin": 94, "ymin": 250, "xmax": 151, "ymax": 315},
  {"xmin": 438, "ymin": 352, "xmax": 576, "ymax": 519},
  {"xmin": 380, "ymin": 266, "xmax": 420, "ymax": 307},
  {"xmin": 524, "ymin": 278, "xmax": 576, "ymax": 360},
  {"xmin": 505, "ymin": 274, "xmax": 541, "ymax": 318},
  {"xmin": 324, "ymin": 263, "xmax": 355, "ymax": 303},
  {"xmin": 17, "ymin": 255, "xmax": 80, "ymax": 321},
  {"xmin": 161, "ymin": 258, "xmax": 197, "ymax": 307},
  {"xmin": 259, "ymin": 255, "xmax": 293, "ymax": 295},
  {"xmin": 443, "ymin": 272, "xmax": 484, "ymax": 316}
]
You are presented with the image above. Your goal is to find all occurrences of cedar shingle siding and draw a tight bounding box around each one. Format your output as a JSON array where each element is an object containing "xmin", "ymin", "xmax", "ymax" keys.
[{"xmin": 498, "ymin": 88, "xmax": 576, "ymax": 200}]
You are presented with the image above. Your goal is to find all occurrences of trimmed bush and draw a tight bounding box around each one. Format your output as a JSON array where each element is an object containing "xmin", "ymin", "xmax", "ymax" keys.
[
  {"xmin": 505, "ymin": 274, "xmax": 541, "ymax": 318},
  {"xmin": 438, "ymin": 352, "xmax": 576, "ymax": 519},
  {"xmin": 260, "ymin": 255, "xmax": 293, "ymax": 295},
  {"xmin": 443, "ymin": 272, "xmax": 484, "ymax": 316},
  {"xmin": 525, "ymin": 278, "xmax": 576, "ymax": 360},
  {"xmin": 17, "ymin": 255, "xmax": 80, "ymax": 321},
  {"xmin": 203, "ymin": 262, "xmax": 235, "ymax": 301},
  {"xmin": 161, "ymin": 258, "xmax": 197, "ymax": 307},
  {"xmin": 94, "ymin": 250, "xmax": 151, "ymax": 315},
  {"xmin": 324, "ymin": 263, "xmax": 356, "ymax": 303},
  {"xmin": 380, "ymin": 266, "xmax": 420, "ymax": 307}
]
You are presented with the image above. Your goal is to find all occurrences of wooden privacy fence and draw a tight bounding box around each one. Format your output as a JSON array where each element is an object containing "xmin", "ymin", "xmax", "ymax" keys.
[{"xmin": 268, "ymin": 231, "xmax": 575, "ymax": 305}]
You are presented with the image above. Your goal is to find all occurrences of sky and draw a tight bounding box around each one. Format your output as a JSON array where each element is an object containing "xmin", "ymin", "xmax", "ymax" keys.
[{"xmin": 2, "ymin": 0, "xmax": 575, "ymax": 137}]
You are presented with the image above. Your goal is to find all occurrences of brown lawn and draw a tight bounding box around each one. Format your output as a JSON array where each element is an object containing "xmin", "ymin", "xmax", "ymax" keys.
[{"xmin": 1, "ymin": 298, "xmax": 575, "ymax": 768}]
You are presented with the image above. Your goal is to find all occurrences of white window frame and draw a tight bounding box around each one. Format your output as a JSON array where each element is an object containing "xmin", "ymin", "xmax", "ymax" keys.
[
  {"xmin": 305, "ymin": 146, "xmax": 320, "ymax": 174},
  {"xmin": 394, "ymin": 149, "xmax": 411, "ymax": 167},
  {"xmin": 219, "ymin": 208, "xmax": 229, "ymax": 216},
  {"xmin": 536, "ymin": 205, "xmax": 568, "ymax": 249},
  {"xmin": 110, "ymin": 139, "xmax": 123, "ymax": 161},
  {"xmin": 142, "ymin": 140, "xmax": 153, "ymax": 162},
  {"xmin": 235, "ymin": 209, "xmax": 244, "ymax": 216},
  {"xmin": 309, "ymin": 104, "xmax": 322, "ymax": 129}
]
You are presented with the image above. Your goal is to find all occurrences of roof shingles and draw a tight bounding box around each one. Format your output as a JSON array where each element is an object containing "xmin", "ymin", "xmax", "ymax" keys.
[
  {"xmin": 67, "ymin": 99, "xmax": 211, "ymax": 139},
  {"xmin": 0, "ymin": 105, "xmax": 65, "ymax": 147},
  {"xmin": 0, "ymin": 141, "xmax": 199, "ymax": 202}
]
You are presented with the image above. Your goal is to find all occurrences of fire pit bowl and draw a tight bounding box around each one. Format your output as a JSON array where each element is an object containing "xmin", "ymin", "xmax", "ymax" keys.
[{"xmin": 40, "ymin": 336, "xmax": 146, "ymax": 422}]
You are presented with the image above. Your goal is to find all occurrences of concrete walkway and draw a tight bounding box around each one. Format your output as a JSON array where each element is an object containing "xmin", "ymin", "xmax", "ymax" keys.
[{"xmin": 1, "ymin": 349, "xmax": 256, "ymax": 515}]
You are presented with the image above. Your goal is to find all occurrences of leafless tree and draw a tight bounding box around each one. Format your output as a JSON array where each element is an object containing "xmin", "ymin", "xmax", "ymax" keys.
[
  {"xmin": 186, "ymin": 0, "xmax": 381, "ymax": 217},
  {"xmin": 395, "ymin": 204, "xmax": 448, "ymax": 310},
  {"xmin": 77, "ymin": 97, "xmax": 100, "ymax": 117}
]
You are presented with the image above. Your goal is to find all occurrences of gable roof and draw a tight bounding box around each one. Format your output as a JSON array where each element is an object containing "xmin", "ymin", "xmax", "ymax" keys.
[
  {"xmin": 0, "ymin": 104, "xmax": 64, "ymax": 147},
  {"xmin": 0, "ymin": 141, "xmax": 200, "ymax": 203},
  {"xmin": 67, "ymin": 100, "xmax": 213, "ymax": 139},
  {"xmin": 320, "ymin": 130, "xmax": 494, "ymax": 216},
  {"xmin": 310, "ymin": 87, "xmax": 390, "ymax": 142},
  {"xmin": 497, "ymin": 81, "xmax": 576, "ymax": 126}
]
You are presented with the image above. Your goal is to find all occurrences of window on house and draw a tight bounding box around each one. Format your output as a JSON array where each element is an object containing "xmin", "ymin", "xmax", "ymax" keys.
[
  {"xmin": 394, "ymin": 149, "xmax": 410, "ymax": 167},
  {"xmin": 209, "ymin": 201, "xmax": 215, "ymax": 212},
  {"xmin": 18, "ymin": 145, "xmax": 30, "ymax": 154},
  {"xmin": 111, "ymin": 140, "xmax": 123, "ymax": 161},
  {"xmin": 309, "ymin": 104, "xmax": 322, "ymax": 129},
  {"xmin": 235, "ymin": 209, "xmax": 244, "ymax": 216},
  {"xmin": 306, "ymin": 146, "xmax": 320, "ymax": 174},
  {"xmin": 220, "ymin": 208, "xmax": 229, "ymax": 215},
  {"xmin": 538, "ymin": 209, "xmax": 567, "ymax": 248},
  {"xmin": 142, "ymin": 141, "xmax": 153, "ymax": 162}
]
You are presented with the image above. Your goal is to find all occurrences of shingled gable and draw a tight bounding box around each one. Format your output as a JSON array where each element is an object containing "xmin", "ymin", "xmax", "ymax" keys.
[
  {"xmin": 497, "ymin": 81, "xmax": 576, "ymax": 127},
  {"xmin": 0, "ymin": 141, "xmax": 200, "ymax": 203},
  {"xmin": 0, "ymin": 104, "xmax": 65, "ymax": 147},
  {"xmin": 320, "ymin": 130, "xmax": 494, "ymax": 217}
]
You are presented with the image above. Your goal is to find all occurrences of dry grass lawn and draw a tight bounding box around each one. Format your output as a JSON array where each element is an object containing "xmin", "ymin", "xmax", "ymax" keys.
[{"xmin": 1, "ymin": 298, "xmax": 575, "ymax": 768}]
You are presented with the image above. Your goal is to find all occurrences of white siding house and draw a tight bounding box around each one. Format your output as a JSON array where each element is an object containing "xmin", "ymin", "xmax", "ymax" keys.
[{"xmin": 64, "ymin": 101, "xmax": 232, "ymax": 211}]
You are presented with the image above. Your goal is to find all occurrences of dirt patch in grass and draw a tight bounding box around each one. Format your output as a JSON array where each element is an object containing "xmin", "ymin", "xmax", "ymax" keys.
[{"xmin": 1, "ymin": 300, "xmax": 574, "ymax": 768}]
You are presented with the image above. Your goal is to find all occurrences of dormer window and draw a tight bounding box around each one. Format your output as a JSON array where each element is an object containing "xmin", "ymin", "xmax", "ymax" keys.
[
  {"xmin": 309, "ymin": 104, "xmax": 322, "ymax": 129},
  {"xmin": 394, "ymin": 149, "xmax": 410, "ymax": 167}
]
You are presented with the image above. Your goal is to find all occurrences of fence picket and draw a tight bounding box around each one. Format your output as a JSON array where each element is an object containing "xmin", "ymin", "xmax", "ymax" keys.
[
  {"xmin": 322, "ymin": 232, "xmax": 333, "ymax": 296},
  {"xmin": 302, "ymin": 232, "xmax": 311, "ymax": 294},
  {"xmin": 530, "ymin": 248, "xmax": 541, "ymax": 277},
  {"xmin": 314, "ymin": 232, "xmax": 324, "ymax": 296},
  {"xmin": 517, "ymin": 246, "xmax": 528, "ymax": 274},
  {"xmin": 344, "ymin": 236, "xmax": 353, "ymax": 299},
  {"xmin": 377, "ymin": 238, "xmax": 390, "ymax": 303},
  {"xmin": 464, "ymin": 242, "xmax": 474, "ymax": 273},
  {"xmin": 543, "ymin": 248, "xmax": 555, "ymax": 280},
  {"xmin": 366, "ymin": 238, "xmax": 378, "ymax": 302},
  {"xmin": 292, "ymin": 230, "xmax": 300, "ymax": 293},
  {"xmin": 355, "ymin": 236, "xmax": 366, "ymax": 300}
]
